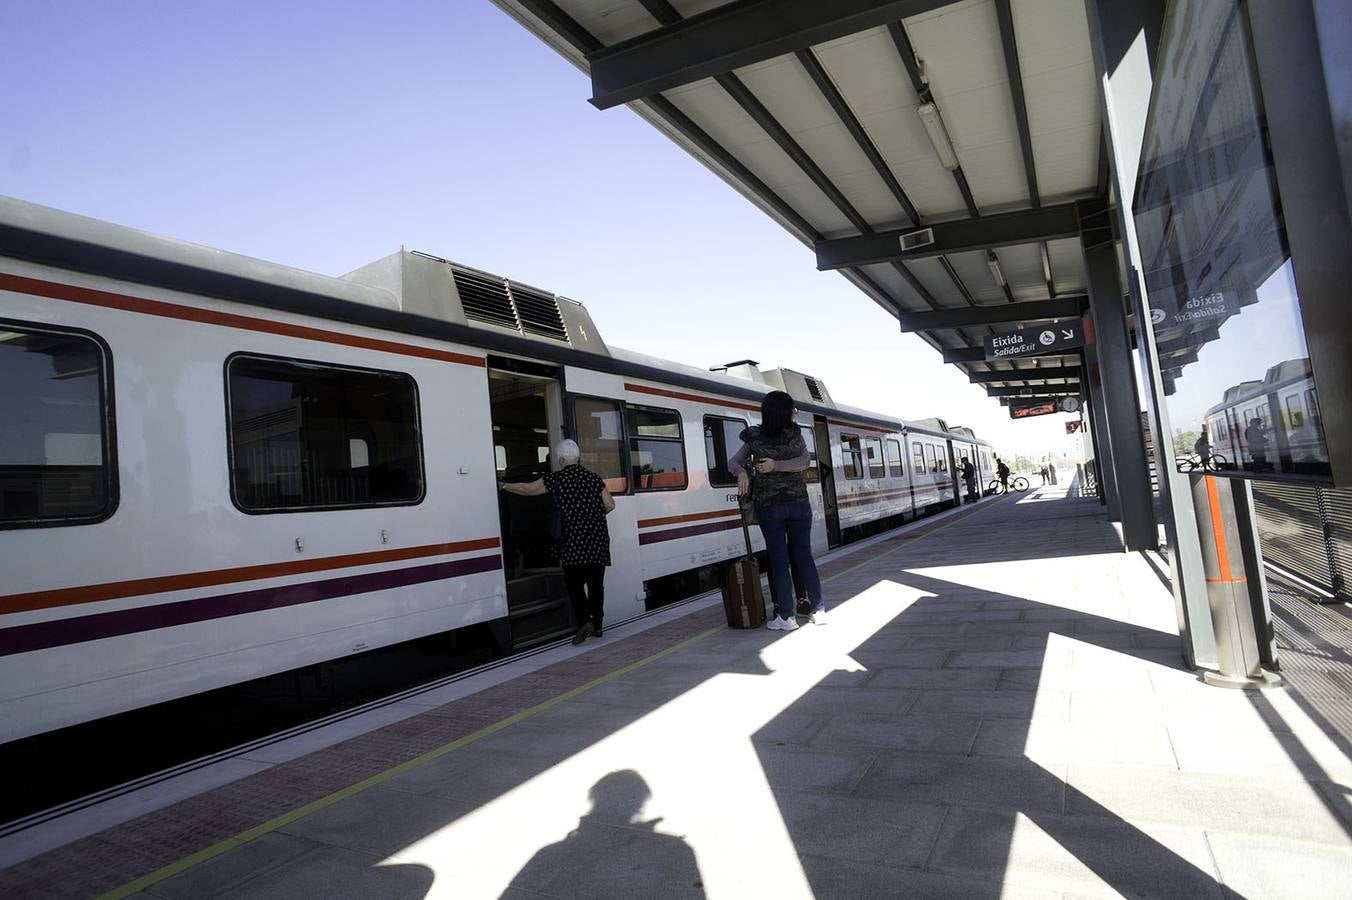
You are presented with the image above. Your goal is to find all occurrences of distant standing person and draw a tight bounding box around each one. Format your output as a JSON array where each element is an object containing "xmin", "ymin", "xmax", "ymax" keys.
[
  {"xmin": 996, "ymin": 457, "xmax": 1010, "ymax": 492},
  {"xmin": 960, "ymin": 456, "xmax": 977, "ymax": 502},
  {"xmin": 1194, "ymin": 427, "xmax": 1214, "ymax": 470},
  {"xmin": 730, "ymin": 390, "xmax": 826, "ymax": 631},
  {"xmin": 1039, "ymin": 463, "xmax": 1049, "ymax": 485},
  {"xmin": 500, "ymin": 439, "xmax": 615, "ymax": 644},
  {"xmin": 1245, "ymin": 418, "xmax": 1269, "ymax": 471}
]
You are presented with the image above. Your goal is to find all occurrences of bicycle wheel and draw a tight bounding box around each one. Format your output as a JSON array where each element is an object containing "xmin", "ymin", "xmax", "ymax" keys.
[
  {"xmin": 1013, "ymin": 476, "xmax": 1030, "ymax": 491},
  {"xmin": 986, "ymin": 479, "xmax": 1003, "ymax": 495}
]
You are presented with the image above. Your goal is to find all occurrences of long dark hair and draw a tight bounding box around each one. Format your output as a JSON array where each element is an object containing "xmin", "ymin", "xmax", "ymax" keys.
[{"xmin": 760, "ymin": 390, "xmax": 795, "ymax": 436}]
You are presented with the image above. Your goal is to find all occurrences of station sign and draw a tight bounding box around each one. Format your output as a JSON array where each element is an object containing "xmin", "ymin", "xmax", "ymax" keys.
[
  {"xmin": 984, "ymin": 320, "xmax": 1083, "ymax": 361},
  {"xmin": 1009, "ymin": 399, "xmax": 1059, "ymax": 419},
  {"xmin": 1145, "ymin": 290, "xmax": 1237, "ymax": 328}
]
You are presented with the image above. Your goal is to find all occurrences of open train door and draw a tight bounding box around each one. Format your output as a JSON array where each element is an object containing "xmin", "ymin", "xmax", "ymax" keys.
[{"xmin": 813, "ymin": 416, "xmax": 842, "ymax": 548}]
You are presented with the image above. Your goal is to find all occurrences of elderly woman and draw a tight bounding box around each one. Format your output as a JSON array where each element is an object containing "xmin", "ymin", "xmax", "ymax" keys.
[
  {"xmin": 730, "ymin": 390, "xmax": 825, "ymax": 631},
  {"xmin": 499, "ymin": 439, "xmax": 616, "ymax": 644}
]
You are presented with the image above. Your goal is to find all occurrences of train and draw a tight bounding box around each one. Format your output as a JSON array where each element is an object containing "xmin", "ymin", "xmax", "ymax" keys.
[
  {"xmin": 1202, "ymin": 358, "xmax": 1327, "ymax": 477},
  {"xmin": 0, "ymin": 196, "xmax": 996, "ymax": 748}
]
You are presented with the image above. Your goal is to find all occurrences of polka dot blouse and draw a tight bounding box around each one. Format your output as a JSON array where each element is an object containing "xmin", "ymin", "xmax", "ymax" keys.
[{"xmin": 543, "ymin": 464, "xmax": 612, "ymax": 567}]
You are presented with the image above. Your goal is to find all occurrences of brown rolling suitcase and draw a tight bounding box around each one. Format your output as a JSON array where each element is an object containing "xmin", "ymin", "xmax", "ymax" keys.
[{"xmin": 721, "ymin": 501, "xmax": 766, "ymax": 629}]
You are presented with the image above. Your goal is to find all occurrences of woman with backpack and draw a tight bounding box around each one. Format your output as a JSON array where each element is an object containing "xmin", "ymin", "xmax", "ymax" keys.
[{"xmin": 729, "ymin": 390, "xmax": 826, "ymax": 631}]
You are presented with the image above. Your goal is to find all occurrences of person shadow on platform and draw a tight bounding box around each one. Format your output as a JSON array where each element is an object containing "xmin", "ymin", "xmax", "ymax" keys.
[{"xmin": 504, "ymin": 769, "xmax": 706, "ymax": 899}]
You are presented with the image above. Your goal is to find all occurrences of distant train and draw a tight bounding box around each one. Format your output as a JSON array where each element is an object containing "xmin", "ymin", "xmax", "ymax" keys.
[
  {"xmin": 0, "ymin": 197, "xmax": 995, "ymax": 744},
  {"xmin": 1203, "ymin": 358, "xmax": 1326, "ymax": 476}
]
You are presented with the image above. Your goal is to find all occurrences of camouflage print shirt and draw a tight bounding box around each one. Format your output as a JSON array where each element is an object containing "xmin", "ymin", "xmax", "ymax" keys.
[{"xmin": 729, "ymin": 426, "xmax": 810, "ymax": 509}]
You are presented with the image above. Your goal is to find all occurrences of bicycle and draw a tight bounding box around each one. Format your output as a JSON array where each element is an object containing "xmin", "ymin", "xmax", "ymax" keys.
[
  {"xmin": 1177, "ymin": 453, "xmax": 1230, "ymax": 473},
  {"xmin": 986, "ymin": 475, "xmax": 1030, "ymax": 495}
]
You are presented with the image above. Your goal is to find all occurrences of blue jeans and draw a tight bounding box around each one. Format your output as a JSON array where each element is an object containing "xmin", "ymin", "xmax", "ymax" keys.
[{"xmin": 757, "ymin": 499, "xmax": 823, "ymax": 619}]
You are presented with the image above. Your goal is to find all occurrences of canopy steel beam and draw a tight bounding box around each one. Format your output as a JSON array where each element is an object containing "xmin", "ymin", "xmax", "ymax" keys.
[
  {"xmin": 969, "ymin": 366, "xmax": 1081, "ymax": 384},
  {"xmin": 816, "ymin": 203, "xmax": 1082, "ymax": 270},
  {"xmin": 588, "ymin": 0, "xmax": 959, "ymax": 109},
  {"xmin": 897, "ymin": 296, "xmax": 1086, "ymax": 331},
  {"xmin": 995, "ymin": 0, "xmax": 1040, "ymax": 207},
  {"xmin": 941, "ymin": 347, "xmax": 987, "ymax": 363},
  {"xmin": 984, "ymin": 384, "xmax": 1081, "ymax": 398}
]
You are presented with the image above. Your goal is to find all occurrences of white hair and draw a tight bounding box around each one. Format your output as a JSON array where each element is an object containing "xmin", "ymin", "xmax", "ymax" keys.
[{"xmin": 554, "ymin": 438, "xmax": 581, "ymax": 466}]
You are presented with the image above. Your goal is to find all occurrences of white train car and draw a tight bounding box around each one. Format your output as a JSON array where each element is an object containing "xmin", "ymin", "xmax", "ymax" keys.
[
  {"xmin": 0, "ymin": 197, "xmax": 992, "ymax": 747},
  {"xmin": 1204, "ymin": 359, "xmax": 1327, "ymax": 477}
]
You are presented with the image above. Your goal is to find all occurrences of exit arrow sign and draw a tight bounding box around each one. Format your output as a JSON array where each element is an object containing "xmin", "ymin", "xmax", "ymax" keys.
[{"xmin": 983, "ymin": 320, "xmax": 1085, "ymax": 361}]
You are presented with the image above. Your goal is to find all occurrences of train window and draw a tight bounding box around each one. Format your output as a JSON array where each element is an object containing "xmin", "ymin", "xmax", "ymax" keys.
[
  {"xmin": 227, "ymin": 354, "xmax": 424, "ymax": 512},
  {"xmin": 629, "ymin": 405, "xmax": 686, "ymax": 491},
  {"xmin": 1285, "ymin": 396, "xmax": 1304, "ymax": 430},
  {"xmin": 925, "ymin": 444, "xmax": 938, "ymax": 473},
  {"xmin": 912, "ymin": 442, "xmax": 927, "ymax": 476},
  {"xmin": 886, "ymin": 439, "xmax": 903, "ymax": 477},
  {"xmin": 0, "ymin": 321, "xmax": 116, "ymax": 528},
  {"xmin": 799, "ymin": 425, "xmax": 819, "ymax": 483},
  {"xmin": 1306, "ymin": 389, "xmax": 1322, "ymax": 432},
  {"xmin": 865, "ymin": 437, "xmax": 885, "ymax": 478},
  {"xmin": 572, "ymin": 396, "xmax": 629, "ymax": 494},
  {"xmin": 937, "ymin": 447, "xmax": 949, "ymax": 473},
  {"xmin": 704, "ymin": 415, "xmax": 747, "ymax": 488},
  {"xmin": 841, "ymin": 434, "xmax": 864, "ymax": 479}
]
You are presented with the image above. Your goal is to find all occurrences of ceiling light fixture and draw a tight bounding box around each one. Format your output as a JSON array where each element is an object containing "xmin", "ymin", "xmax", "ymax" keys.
[
  {"xmin": 916, "ymin": 102, "xmax": 959, "ymax": 170},
  {"xmin": 987, "ymin": 251, "xmax": 1007, "ymax": 287}
]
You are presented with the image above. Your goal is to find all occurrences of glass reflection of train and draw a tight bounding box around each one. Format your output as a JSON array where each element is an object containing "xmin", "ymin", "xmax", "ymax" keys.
[
  {"xmin": 1203, "ymin": 358, "xmax": 1326, "ymax": 476},
  {"xmin": 0, "ymin": 197, "xmax": 998, "ymax": 751}
]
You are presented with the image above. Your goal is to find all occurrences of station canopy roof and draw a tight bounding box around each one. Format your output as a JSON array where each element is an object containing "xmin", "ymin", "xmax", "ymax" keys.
[{"xmin": 492, "ymin": 0, "xmax": 1110, "ymax": 399}]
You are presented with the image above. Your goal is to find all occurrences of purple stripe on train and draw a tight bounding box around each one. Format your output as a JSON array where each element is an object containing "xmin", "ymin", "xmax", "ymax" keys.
[
  {"xmin": 638, "ymin": 517, "xmax": 743, "ymax": 545},
  {"xmin": 0, "ymin": 555, "xmax": 503, "ymax": 657}
]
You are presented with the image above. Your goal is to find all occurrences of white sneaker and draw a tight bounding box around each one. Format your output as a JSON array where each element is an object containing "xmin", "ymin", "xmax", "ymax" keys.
[
  {"xmin": 808, "ymin": 609, "xmax": 829, "ymax": 625},
  {"xmin": 767, "ymin": 615, "xmax": 799, "ymax": 632}
]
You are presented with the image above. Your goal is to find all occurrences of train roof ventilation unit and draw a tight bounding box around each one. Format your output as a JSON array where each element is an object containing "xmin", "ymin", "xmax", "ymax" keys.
[
  {"xmin": 507, "ymin": 280, "xmax": 569, "ymax": 341},
  {"xmin": 452, "ymin": 267, "xmax": 520, "ymax": 330},
  {"xmin": 803, "ymin": 376, "xmax": 824, "ymax": 402}
]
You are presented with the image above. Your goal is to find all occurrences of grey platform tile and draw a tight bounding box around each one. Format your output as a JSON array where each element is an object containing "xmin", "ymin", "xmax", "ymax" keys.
[
  {"xmin": 1167, "ymin": 719, "xmax": 1352, "ymax": 782},
  {"xmin": 908, "ymin": 609, "xmax": 1026, "ymax": 624},
  {"xmin": 768, "ymin": 788, "xmax": 948, "ymax": 868},
  {"xmin": 214, "ymin": 844, "xmax": 434, "ymax": 900},
  {"xmin": 144, "ymin": 832, "xmax": 322, "ymax": 899},
  {"xmin": 521, "ymin": 696, "xmax": 658, "ymax": 734},
  {"xmin": 913, "ymin": 689, "xmax": 1069, "ymax": 722},
  {"xmin": 278, "ymin": 783, "xmax": 476, "ymax": 859},
  {"xmin": 1206, "ymin": 830, "xmax": 1352, "ymax": 900},
  {"xmin": 750, "ymin": 712, "xmax": 829, "ymax": 746},
  {"xmin": 1012, "ymin": 632, "xmax": 1133, "ymax": 650},
  {"xmin": 773, "ymin": 684, "xmax": 917, "ymax": 717},
  {"xmin": 381, "ymin": 746, "xmax": 554, "ymax": 804},
  {"xmin": 846, "ymin": 648, "xmax": 953, "ymax": 670},
  {"xmin": 514, "ymin": 819, "xmax": 707, "ymax": 899},
  {"xmin": 798, "ymin": 853, "xmax": 1058, "ymax": 900},
  {"xmin": 867, "ymin": 667, "xmax": 1003, "ymax": 692},
  {"xmin": 462, "ymin": 722, "xmax": 601, "ymax": 763},
  {"xmin": 903, "ymin": 633, "xmax": 1015, "ymax": 651},
  {"xmin": 755, "ymin": 744, "xmax": 880, "ymax": 792},
  {"xmin": 996, "ymin": 668, "xmax": 1044, "ymax": 691},
  {"xmin": 569, "ymin": 678, "xmax": 694, "ymax": 709},
  {"xmin": 811, "ymin": 713, "xmax": 982, "ymax": 755},
  {"xmin": 1065, "ymin": 763, "xmax": 1351, "ymax": 846},
  {"xmin": 945, "ymin": 649, "xmax": 1067, "ymax": 670},
  {"xmin": 971, "ymin": 717, "xmax": 1178, "ymax": 768},
  {"xmin": 867, "ymin": 622, "xmax": 969, "ymax": 638},
  {"xmin": 852, "ymin": 750, "xmax": 1066, "ymax": 815},
  {"xmin": 927, "ymin": 805, "xmax": 1223, "ymax": 899}
]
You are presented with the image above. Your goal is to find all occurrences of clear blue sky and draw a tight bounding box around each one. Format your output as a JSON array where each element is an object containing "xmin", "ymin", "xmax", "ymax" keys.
[{"xmin": 2, "ymin": 0, "xmax": 1075, "ymax": 460}]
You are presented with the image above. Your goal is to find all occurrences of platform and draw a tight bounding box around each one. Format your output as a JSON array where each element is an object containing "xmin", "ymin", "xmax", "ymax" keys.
[{"xmin": 2, "ymin": 485, "xmax": 1350, "ymax": 899}]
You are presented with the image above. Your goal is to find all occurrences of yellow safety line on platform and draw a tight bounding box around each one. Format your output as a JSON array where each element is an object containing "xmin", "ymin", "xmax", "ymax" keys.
[{"xmin": 100, "ymin": 495, "xmax": 1000, "ymax": 899}]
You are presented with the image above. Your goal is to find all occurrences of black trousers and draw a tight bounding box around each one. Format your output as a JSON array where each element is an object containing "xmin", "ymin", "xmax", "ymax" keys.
[{"xmin": 564, "ymin": 563, "xmax": 606, "ymax": 628}]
